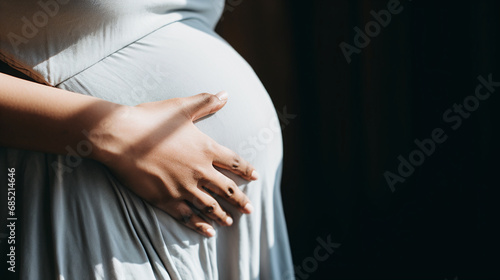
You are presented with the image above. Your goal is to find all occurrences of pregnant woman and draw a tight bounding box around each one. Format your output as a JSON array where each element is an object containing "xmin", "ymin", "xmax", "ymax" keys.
[{"xmin": 0, "ymin": 0, "xmax": 293, "ymax": 279}]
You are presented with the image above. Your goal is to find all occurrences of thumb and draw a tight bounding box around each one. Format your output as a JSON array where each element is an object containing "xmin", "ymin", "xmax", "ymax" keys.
[{"xmin": 184, "ymin": 91, "xmax": 228, "ymax": 121}]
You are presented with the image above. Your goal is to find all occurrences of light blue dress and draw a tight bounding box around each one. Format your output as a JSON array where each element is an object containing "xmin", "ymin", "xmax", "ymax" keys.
[{"xmin": 0, "ymin": 0, "xmax": 294, "ymax": 279}]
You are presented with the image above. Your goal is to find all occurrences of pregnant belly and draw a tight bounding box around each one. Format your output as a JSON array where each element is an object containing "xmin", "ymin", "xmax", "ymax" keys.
[
  {"xmin": 8, "ymin": 20, "xmax": 288, "ymax": 280},
  {"xmin": 58, "ymin": 19, "xmax": 282, "ymax": 180}
]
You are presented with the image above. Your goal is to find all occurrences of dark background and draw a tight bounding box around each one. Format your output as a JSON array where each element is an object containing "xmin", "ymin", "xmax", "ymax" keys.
[{"xmin": 217, "ymin": 0, "xmax": 499, "ymax": 279}]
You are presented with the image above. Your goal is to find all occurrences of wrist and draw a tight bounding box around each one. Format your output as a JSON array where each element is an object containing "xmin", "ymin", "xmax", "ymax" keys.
[{"xmin": 86, "ymin": 103, "xmax": 134, "ymax": 165}]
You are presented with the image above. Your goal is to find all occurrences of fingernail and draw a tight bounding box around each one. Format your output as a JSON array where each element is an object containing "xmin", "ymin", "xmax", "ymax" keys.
[
  {"xmin": 243, "ymin": 203, "xmax": 254, "ymax": 214},
  {"xmin": 250, "ymin": 170, "xmax": 259, "ymax": 180},
  {"xmin": 206, "ymin": 228, "xmax": 216, "ymax": 237},
  {"xmin": 215, "ymin": 91, "xmax": 228, "ymax": 101},
  {"xmin": 226, "ymin": 216, "xmax": 233, "ymax": 226}
]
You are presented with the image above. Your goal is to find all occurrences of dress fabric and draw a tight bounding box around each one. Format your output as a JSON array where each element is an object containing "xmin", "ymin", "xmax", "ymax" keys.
[{"xmin": 0, "ymin": 0, "xmax": 294, "ymax": 279}]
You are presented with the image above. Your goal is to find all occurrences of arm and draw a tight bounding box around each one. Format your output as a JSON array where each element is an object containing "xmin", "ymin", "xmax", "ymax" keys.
[
  {"xmin": 0, "ymin": 72, "xmax": 257, "ymax": 237},
  {"xmin": 0, "ymin": 72, "xmax": 122, "ymax": 155}
]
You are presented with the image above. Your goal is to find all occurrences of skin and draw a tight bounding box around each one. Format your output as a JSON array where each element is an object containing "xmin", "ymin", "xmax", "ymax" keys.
[{"xmin": 0, "ymin": 72, "xmax": 258, "ymax": 237}]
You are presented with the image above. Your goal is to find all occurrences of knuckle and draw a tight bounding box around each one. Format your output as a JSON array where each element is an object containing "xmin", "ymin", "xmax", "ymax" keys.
[
  {"xmin": 190, "ymin": 196, "xmax": 205, "ymax": 210},
  {"xmin": 238, "ymin": 197, "xmax": 249, "ymax": 208},
  {"xmin": 224, "ymin": 182, "xmax": 237, "ymax": 198},
  {"xmin": 192, "ymin": 167, "xmax": 208, "ymax": 181},
  {"xmin": 200, "ymin": 92, "xmax": 218, "ymax": 105},
  {"xmin": 180, "ymin": 213, "xmax": 193, "ymax": 224},
  {"xmin": 243, "ymin": 164, "xmax": 253, "ymax": 176},
  {"xmin": 225, "ymin": 186, "xmax": 235, "ymax": 198},
  {"xmin": 204, "ymin": 140, "xmax": 217, "ymax": 155},
  {"xmin": 231, "ymin": 155, "xmax": 241, "ymax": 170},
  {"xmin": 203, "ymin": 201, "xmax": 218, "ymax": 214},
  {"xmin": 199, "ymin": 92, "xmax": 211, "ymax": 99},
  {"xmin": 195, "ymin": 224, "xmax": 205, "ymax": 233}
]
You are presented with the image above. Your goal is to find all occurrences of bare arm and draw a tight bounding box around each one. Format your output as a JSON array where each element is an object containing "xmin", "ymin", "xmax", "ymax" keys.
[
  {"xmin": 0, "ymin": 72, "xmax": 257, "ymax": 237},
  {"xmin": 0, "ymin": 72, "xmax": 121, "ymax": 156}
]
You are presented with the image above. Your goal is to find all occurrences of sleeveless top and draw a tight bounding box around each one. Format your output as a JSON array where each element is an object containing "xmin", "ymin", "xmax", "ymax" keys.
[{"xmin": 0, "ymin": 0, "xmax": 224, "ymax": 85}]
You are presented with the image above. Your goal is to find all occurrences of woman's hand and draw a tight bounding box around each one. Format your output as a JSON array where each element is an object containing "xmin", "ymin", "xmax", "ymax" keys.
[
  {"xmin": 0, "ymin": 73, "xmax": 253, "ymax": 237},
  {"xmin": 91, "ymin": 91, "xmax": 257, "ymax": 237}
]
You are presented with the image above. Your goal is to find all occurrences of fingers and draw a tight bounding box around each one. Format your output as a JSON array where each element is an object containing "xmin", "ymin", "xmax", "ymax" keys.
[
  {"xmin": 187, "ymin": 188, "xmax": 234, "ymax": 227},
  {"xmin": 163, "ymin": 201, "xmax": 216, "ymax": 237},
  {"xmin": 183, "ymin": 91, "xmax": 228, "ymax": 121},
  {"xmin": 212, "ymin": 144, "xmax": 259, "ymax": 181},
  {"xmin": 182, "ymin": 91, "xmax": 259, "ymax": 181},
  {"xmin": 204, "ymin": 169, "xmax": 254, "ymax": 214}
]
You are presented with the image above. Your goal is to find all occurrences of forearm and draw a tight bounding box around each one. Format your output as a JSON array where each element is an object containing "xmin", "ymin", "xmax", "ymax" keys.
[
  {"xmin": 0, "ymin": 73, "xmax": 258, "ymax": 235},
  {"xmin": 0, "ymin": 72, "xmax": 124, "ymax": 160}
]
